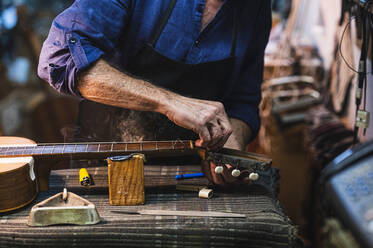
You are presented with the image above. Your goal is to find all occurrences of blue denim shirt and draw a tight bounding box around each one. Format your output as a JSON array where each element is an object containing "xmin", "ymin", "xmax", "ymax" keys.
[{"xmin": 38, "ymin": 0, "xmax": 271, "ymax": 138}]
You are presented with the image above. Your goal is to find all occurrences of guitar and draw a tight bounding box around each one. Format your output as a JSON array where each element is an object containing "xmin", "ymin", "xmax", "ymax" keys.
[{"xmin": 0, "ymin": 136, "xmax": 271, "ymax": 213}]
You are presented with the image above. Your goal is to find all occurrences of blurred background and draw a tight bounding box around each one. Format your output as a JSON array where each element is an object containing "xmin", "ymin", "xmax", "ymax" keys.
[{"xmin": 0, "ymin": 0, "xmax": 76, "ymax": 142}]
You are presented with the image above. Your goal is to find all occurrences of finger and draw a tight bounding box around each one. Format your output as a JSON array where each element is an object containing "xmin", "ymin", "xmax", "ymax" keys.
[
  {"xmin": 209, "ymin": 120, "xmax": 233, "ymax": 150},
  {"xmin": 207, "ymin": 119, "xmax": 231, "ymax": 150},
  {"xmin": 210, "ymin": 128, "xmax": 229, "ymax": 150},
  {"xmin": 197, "ymin": 126, "xmax": 211, "ymax": 148},
  {"xmin": 221, "ymin": 164, "xmax": 239, "ymax": 185},
  {"xmin": 206, "ymin": 121, "xmax": 224, "ymax": 150},
  {"xmin": 209, "ymin": 162, "xmax": 226, "ymax": 185},
  {"xmin": 217, "ymin": 117, "xmax": 233, "ymax": 140}
]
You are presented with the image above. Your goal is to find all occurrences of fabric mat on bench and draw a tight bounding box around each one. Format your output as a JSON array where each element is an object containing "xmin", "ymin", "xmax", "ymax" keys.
[{"xmin": 0, "ymin": 165, "xmax": 303, "ymax": 248}]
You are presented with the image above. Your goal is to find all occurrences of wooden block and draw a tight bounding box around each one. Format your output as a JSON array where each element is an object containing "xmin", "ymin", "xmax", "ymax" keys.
[{"xmin": 107, "ymin": 154, "xmax": 145, "ymax": 206}]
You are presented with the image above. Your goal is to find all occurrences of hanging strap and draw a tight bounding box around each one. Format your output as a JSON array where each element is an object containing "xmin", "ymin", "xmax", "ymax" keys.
[{"xmin": 150, "ymin": 0, "xmax": 177, "ymax": 46}]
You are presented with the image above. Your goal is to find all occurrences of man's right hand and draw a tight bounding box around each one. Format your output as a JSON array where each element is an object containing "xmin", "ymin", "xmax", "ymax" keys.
[{"xmin": 161, "ymin": 95, "xmax": 233, "ymax": 150}]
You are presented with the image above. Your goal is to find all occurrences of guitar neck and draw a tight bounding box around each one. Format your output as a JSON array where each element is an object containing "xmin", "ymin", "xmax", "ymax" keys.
[{"xmin": 0, "ymin": 140, "xmax": 196, "ymax": 161}]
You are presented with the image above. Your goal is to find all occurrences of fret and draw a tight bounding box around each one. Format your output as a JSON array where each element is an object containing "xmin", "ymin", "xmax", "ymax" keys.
[
  {"xmin": 21, "ymin": 146, "xmax": 26, "ymax": 155},
  {"xmin": 41, "ymin": 145, "xmax": 45, "ymax": 154},
  {"xmin": 0, "ymin": 147, "xmax": 8, "ymax": 155},
  {"xmin": 4, "ymin": 148, "xmax": 10, "ymax": 156},
  {"xmin": 62, "ymin": 144, "xmax": 66, "ymax": 154},
  {"xmin": 111, "ymin": 143, "xmax": 113, "ymax": 152},
  {"xmin": 13, "ymin": 147, "xmax": 25, "ymax": 156},
  {"xmin": 99, "ymin": 144, "xmax": 112, "ymax": 152},
  {"xmin": 7, "ymin": 147, "xmax": 16, "ymax": 155},
  {"xmin": 63, "ymin": 145, "xmax": 76, "ymax": 154},
  {"xmin": 140, "ymin": 142, "xmax": 143, "ymax": 151},
  {"xmin": 172, "ymin": 141, "xmax": 175, "ymax": 150},
  {"xmin": 87, "ymin": 144, "xmax": 100, "ymax": 153},
  {"xmin": 16, "ymin": 147, "xmax": 24, "ymax": 155},
  {"xmin": 156, "ymin": 141, "xmax": 159, "ymax": 150},
  {"xmin": 74, "ymin": 144, "xmax": 77, "ymax": 153},
  {"xmin": 53, "ymin": 145, "xmax": 64, "ymax": 155},
  {"xmin": 31, "ymin": 146, "xmax": 43, "ymax": 155},
  {"xmin": 3, "ymin": 147, "xmax": 15, "ymax": 156},
  {"xmin": 29, "ymin": 147, "xmax": 35, "ymax": 155},
  {"xmin": 22, "ymin": 146, "xmax": 34, "ymax": 156},
  {"xmin": 157, "ymin": 141, "xmax": 172, "ymax": 150},
  {"xmin": 174, "ymin": 141, "xmax": 190, "ymax": 149},
  {"xmin": 112, "ymin": 143, "xmax": 125, "ymax": 152},
  {"xmin": 85, "ymin": 144, "xmax": 88, "ymax": 153},
  {"xmin": 42, "ymin": 145, "xmax": 54, "ymax": 155},
  {"xmin": 126, "ymin": 143, "xmax": 128, "ymax": 151},
  {"xmin": 4, "ymin": 147, "xmax": 12, "ymax": 155},
  {"xmin": 51, "ymin": 145, "xmax": 55, "ymax": 154},
  {"xmin": 97, "ymin": 144, "xmax": 100, "ymax": 152},
  {"xmin": 74, "ymin": 144, "xmax": 86, "ymax": 153}
]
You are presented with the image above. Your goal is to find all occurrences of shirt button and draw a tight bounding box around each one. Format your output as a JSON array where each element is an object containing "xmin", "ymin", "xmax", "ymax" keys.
[
  {"xmin": 195, "ymin": 40, "xmax": 200, "ymax": 46},
  {"xmin": 69, "ymin": 37, "xmax": 77, "ymax": 44}
]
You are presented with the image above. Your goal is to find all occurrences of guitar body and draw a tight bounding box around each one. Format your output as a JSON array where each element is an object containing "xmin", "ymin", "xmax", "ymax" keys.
[{"xmin": 0, "ymin": 137, "xmax": 38, "ymax": 213}]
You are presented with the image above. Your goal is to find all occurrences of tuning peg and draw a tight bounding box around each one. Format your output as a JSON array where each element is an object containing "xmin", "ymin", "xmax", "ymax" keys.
[
  {"xmin": 249, "ymin": 172, "xmax": 259, "ymax": 181},
  {"xmin": 215, "ymin": 166, "xmax": 224, "ymax": 174},
  {"xmin": 231, "ymin": 169, "xmax": 241, "ymax": 177}
]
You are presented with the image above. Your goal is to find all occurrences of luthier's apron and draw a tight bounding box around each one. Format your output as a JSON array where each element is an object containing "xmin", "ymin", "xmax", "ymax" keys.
[{"xmin": 77, "ymin": 0, "xmax": 238, "ymax": 142}]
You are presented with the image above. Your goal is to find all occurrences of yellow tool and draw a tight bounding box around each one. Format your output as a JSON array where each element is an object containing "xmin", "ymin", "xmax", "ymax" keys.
[{"xmin": 79, "ymin": 168, "xmax": 91, "ymax": 186}]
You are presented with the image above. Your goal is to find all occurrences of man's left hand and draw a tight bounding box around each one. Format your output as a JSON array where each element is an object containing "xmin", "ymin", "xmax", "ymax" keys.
[{"xmin": 200, "ymin": 118, "xmax": 253, "ymax": 187}]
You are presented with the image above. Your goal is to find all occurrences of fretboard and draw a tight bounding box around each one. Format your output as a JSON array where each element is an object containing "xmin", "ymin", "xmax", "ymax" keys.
[{"xmin": 0, "ymin": 140, "xmax": 195, "ymax": 160}]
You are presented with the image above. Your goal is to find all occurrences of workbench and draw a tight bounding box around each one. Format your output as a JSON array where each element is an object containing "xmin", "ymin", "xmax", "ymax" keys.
[{"xmin": 0, "ymin": 165, "xmax": 302, "ymax": 248}]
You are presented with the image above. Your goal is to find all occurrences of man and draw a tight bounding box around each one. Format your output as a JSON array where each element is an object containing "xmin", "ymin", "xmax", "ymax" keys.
[{"xmin": 38, "ymin": 0, "xmax": 271, "ymax": 186}]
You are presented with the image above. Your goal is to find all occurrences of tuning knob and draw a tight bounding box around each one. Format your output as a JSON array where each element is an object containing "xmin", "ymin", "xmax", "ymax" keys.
[
  {"xmin": 215, "ymin": 166, "xmax": 224, "ymax": 174},
  {"xmin": 249, "ymin": 172, "xmax": 259, "ymax": 181},
  {"xmin": 231, "ymin": 169, "xmax": 241, "ymax": 177}
]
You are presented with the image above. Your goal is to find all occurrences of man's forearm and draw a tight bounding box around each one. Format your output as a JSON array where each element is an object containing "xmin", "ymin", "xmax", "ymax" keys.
[
  {"xmin": 224, "ymin": 118, "xmax": 252, "ymax": 150},
  {"xmin": 78, "ymin": 59, "xmax": 172, "ymax": 113}
]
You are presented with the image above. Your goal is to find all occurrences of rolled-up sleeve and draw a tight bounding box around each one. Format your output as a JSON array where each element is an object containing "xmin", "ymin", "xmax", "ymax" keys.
[
  {"xmin": 225, "ymin": 0, "xmax": 271, "ymax": 140},
  {"xmin": 38, "ymin": 0, "xmax": 132, "ymax": 96}
]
